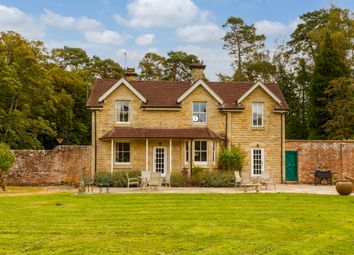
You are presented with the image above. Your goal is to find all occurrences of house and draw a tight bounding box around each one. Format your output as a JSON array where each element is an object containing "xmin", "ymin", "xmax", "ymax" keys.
[{"xmin": 86, "ymin": 64, "xmax": 289, "ymax": 182}]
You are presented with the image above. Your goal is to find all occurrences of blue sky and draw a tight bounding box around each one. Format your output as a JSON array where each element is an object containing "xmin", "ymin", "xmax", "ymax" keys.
[{"xmin": 0, "ymin": 0, "xmax": 353, "ymax": 79}]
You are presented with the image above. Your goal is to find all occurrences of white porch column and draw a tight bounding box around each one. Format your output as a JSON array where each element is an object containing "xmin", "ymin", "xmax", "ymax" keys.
[
  {"xmin": 169, "ymin": 139, "xmax": 172, "ymax": 175},
  {"xmin": 145, "ymin": 139, "xmax": 149, "ymax": 176},
  {"xmin": 110, "ymin": 139, "xmax": 114, "ymax": 174}
]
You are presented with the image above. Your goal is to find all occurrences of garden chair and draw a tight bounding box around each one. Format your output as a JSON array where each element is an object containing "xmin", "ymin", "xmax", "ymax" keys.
[
  {"xmin": 140, "ymin": 171, "xmax": 149, "ymax": 189},
  {"xmin": 161, "ymin": 173, "xmax": 171, "ymax": 188},
  {"xmin": 97, "ymin": 173, "xmax": 111, "ymax": 193},
  {"xmin": 240, "ymin": 175, "xmax": 261, "ymax": 192},
  {"xmin": 81, "ymin": 172, "xmax": 94, "ymax": 193},
  {"xmin": 234, "ymin": 171, "xmax": 242, "ymax": 188},
  {"xmin": 126, "ymin": 171, "xmax": 139, "ymax": 188},
  {"xmin": 260, "ymin": 172, "xmax": 276, "ymax": 190},
  {"xmin": 148, "ymin": 172, "xmax": 161, "ymax": 190}
]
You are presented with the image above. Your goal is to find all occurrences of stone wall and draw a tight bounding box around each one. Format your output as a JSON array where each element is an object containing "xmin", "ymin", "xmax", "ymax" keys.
[
  {"xmin": 5, "ymin": 146, "xmax": 91, "ymax": 186},
  {"xmin": 285, "ymin": 140, "xmax": 354, "ymax": 184}
]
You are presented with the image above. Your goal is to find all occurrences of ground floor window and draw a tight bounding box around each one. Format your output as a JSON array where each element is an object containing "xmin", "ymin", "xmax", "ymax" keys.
[
  {"xmin": 251, "ymin": 148, "xmax": 264, "ymax": 176},
  {"xmin": 115, "ymin": 142, "xmax": 130, "ymax": 163},
  {"xmin": 212, "ymin": 141, "xmax": 216, "ymax": 164},
  {"xmin": 194, "ymin": 140, "xmax": 207, "ymax": 163}
]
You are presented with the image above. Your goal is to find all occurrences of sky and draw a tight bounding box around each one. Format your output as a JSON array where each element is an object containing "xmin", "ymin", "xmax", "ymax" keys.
[{"xmin": 0, "ymin": 0, "xmax": 353, "ymax": 80}]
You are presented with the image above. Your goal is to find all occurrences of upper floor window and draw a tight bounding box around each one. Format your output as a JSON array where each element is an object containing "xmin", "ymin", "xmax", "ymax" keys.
[
  {"xmin": 252, "ymin": 103, "xmax": 263, "ymax": 127},
  {"xmin": 193, "ymin": 102, "xmax": 207, "ymax": 123},
  {"xmin": 115, "ymin": 142, "xmax": 130, "ymax": 163},
  {"xmin": 194, "ymin": 140, "xmax": 208, "ymax": 163},
  {"xmin": 117, "ymin": 100, "xmax": 130, "ymax": 123}
]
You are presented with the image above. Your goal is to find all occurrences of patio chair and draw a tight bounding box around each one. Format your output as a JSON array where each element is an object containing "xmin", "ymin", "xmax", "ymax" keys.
[
  {"xmin": 148, "ymin": 172, "xmax": 161, "ymax": 190},
  {"xmin": 260, "ymin": 172, "xmax": 276, "ymax": 190},
  {"xmin": 140, "ymin": 171, "xmax": 149, "ymax": 189},
  {"xmin": 161, "ymin": 174, "xmax": 171, "ymax": 188},
  {"xmin": 96, "ymin": 173, "xmax": 111, "ymax": 193},
  {"xmin": 81, "ymin": 171, "xmax": 94, "ymax": 193},
  {"xmin": 240, "ymin": 175, "xmax": 261, "ymax": 192},
  {"xmin": 126, "ymin": 171, "xmax": 140, "ymax": 188},
  {"xmin": 234, "ymin": 171, "xmax": 242, "ymax": 188}
]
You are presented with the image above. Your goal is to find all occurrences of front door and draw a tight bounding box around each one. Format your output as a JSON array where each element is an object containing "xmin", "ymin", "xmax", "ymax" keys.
[
  {"xmin": 153, "ymin": 147, "xmax": 167, "ymax": 176},
  {"xmin": 286, "ymin": 151, "xmax": 298, "ymax": 181}
]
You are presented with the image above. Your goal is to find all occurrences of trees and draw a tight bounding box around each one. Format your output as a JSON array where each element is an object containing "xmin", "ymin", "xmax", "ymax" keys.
[
  {"xmin": 308, "ymin": 33, "xmax": 350, "ymax": 139},
  {"xmin": 222, "ymin": 17, "xmax": 266, "ymax": 81},
  {"xmin": 0, "ymin": 143, "xmax": 16, "ymax": 191},
  {"xmin": 138, "ymin": 51, "xmax": 202, "ymax": 81}
]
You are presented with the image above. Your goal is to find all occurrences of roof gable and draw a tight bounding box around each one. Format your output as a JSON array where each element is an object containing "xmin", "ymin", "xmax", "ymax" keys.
[
  {"xmin": 237, "ymin": 81, "xmax": 281, "ymax": 105},
  {"xmin": 98, "ymin": 78, "xmax": 147, "ymax": 103},
  {"xmin": 176, "ymin": 80, "xmax": 224, "ymax": 104}
]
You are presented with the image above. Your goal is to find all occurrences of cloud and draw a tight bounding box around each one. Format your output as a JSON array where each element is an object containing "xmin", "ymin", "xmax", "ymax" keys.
[
  {"xmin": 0, "ymin": 5, "xmax": 44, "ymax": 38},
  {"xmin": 135, "ymin": 33, "xmax": 155, "ymax": 45},
  {"xmin": 255, "ymin": 18, "xmax": 300, "ymax": 39},
  {"xmin": 84, "ymin": 30, "xmax": 124, "ymax": 45},
  {"xmin": 176, "ymin": 23, "xmax": 224, "ymax": 43},
  {"xmin": 114, "ymin": 0, "xmax": 204, "ymax": 28},
  {"xmin": 41, "ymin": 9, "xmax": 104, "ymax": 31}
]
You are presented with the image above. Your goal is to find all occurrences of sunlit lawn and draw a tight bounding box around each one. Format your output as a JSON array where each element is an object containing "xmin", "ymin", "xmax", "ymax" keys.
[{"xmin": 0, "ymin": 193, "xmax": 353, "ymax": 254}]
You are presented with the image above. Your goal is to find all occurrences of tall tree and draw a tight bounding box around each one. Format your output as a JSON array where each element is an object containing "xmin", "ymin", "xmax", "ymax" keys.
[
  {"xmin": 138, "ymin": 52, "xmax": 166, "ymax": 80},
  {"xmin": 308, "ymin": 33, "xmax": 350, "ymax": 139},
  {"xmin": 222, "ymin": 17, "xmax": 265, "ymax": 81},
  {"xmin": 324, "ymin": 77, "xmax": 354, "ymax": 139}
]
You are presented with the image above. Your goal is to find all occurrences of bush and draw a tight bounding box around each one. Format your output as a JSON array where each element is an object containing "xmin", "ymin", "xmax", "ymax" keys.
[
  {"xmin": 218, "ymin": 146, "xmax": 246, "ymax": 172},
  {"xmin": 0, "ymin": 143, "xmax": 16, "ymax": 191},
  {"xmin": 111, "ymin": 170, "xmax": 140, "ymax": 187},
  {"xmin": 171, "ymin": 169, "xmax": 235, "ymax": 187}
]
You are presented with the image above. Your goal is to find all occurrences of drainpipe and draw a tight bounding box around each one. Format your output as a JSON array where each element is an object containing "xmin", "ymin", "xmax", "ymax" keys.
[
  {"xmin": 224, "ymin": 113, "xmax": 228, "ymax": 148},
  {"xmin": 280, "ymin": 113, "xmax": 284, "ymax": 184}
]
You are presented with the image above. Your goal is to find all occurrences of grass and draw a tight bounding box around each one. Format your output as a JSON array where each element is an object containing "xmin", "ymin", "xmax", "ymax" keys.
[{"xmin": 0, "ymin": 193, "xmax": 353, "ymax": 255}]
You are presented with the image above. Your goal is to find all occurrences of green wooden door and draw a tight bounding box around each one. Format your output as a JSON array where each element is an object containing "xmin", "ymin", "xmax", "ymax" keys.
[{"xmin": 286, "ymin": 151, "xmax": 298, "ymax": 181}]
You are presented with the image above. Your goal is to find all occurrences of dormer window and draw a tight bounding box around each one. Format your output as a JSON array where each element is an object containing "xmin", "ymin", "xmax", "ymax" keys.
[
  {"xmin": 193, "ymin": 102, "xmax": 207, "ymax": 124},
  {"xmin": 117, "ymin": 100, "xmax": 130, "ymax": 123}
]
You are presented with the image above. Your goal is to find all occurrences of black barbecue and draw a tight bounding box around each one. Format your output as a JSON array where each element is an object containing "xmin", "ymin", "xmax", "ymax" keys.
[{"xmin": 314, "ymin": 170, "xmax": 332, "ymax": 185}]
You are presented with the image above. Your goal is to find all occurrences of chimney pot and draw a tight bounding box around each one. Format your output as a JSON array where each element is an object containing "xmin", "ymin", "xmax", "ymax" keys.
[{"xmin": 190, "ymin": 63, "xmax": 206, "ymax": 82}]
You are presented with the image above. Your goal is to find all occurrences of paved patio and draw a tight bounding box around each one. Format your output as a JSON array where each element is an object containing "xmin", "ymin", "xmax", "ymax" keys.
[{"xmin": 89, "ymin": 184, "xmax": 352, "ymax": 195}]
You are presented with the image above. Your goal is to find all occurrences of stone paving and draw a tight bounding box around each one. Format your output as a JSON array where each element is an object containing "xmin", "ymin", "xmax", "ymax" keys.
[{"xmin": 89, "ymin": 184, "xmax": 352, "ymax": 195}]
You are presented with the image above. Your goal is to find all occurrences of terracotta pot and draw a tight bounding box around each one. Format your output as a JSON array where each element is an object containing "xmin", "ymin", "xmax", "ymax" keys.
[{"xmin": 335, "ymin": 180, "xmax": 353, "ymax": 196}]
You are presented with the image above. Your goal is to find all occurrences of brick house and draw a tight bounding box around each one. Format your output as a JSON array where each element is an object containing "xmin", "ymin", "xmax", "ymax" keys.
[{"xmin": 86, "ymin": 64, "xmax": 289, "ymax": 182}]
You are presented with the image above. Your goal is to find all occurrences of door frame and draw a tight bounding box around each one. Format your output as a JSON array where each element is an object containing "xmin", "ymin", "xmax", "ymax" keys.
[{"xmin": 153, "ymin": 146, "xmax": 167, "ymax": 176}]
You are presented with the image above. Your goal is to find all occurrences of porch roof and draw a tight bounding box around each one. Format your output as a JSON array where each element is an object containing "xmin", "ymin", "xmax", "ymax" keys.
[{"xmin": 100, "ymin": 127, "xmax": 224, "ymax": 140}]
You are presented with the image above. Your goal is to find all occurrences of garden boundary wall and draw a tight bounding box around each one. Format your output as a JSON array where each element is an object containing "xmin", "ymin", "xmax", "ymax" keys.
[
  {"xmin": 5, "ymin": 145, "xmax": 91, "ymax": 186},
  {"xmin": 285, "ymin": 140, "xmax": 354, "ymax": 184}
]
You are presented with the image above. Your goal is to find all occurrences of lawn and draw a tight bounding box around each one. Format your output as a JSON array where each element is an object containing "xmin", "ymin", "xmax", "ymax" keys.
[{"xmin": 0, "ymin": 193, "xmax": 353, "ymax": 255}]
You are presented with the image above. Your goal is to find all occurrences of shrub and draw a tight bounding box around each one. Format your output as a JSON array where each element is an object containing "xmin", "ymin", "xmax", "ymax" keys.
[
  {"xmin": 171, "ymin": 169, "xmax": 235, "ymax": 187},
  {"xmin": 111, "ymin": 170, "xmax": 140, "ymax": 187},
  {"xmin": 218, "ymin": 146, "xmax": 246, "ymax": 172},
  {"xmin": 0, "ymin": 143, "xmax": 16, "ymax": 191}
]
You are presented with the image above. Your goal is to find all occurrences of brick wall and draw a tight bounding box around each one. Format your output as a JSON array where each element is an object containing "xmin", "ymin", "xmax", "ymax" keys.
[
  {"xmin": 285, "ymin": 140, "xmax": 354, "ymax": 184},
  {"xmin": 5, "ymin": 145, "xmax": 91, "ymax": 186}
]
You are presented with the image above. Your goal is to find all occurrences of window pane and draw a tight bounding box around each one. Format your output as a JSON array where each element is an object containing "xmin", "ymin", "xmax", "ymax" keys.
[
  {"xmin": 195, "ymin": 141, "xmax": 200, "ymax": 150},
  {"xmin": 195, "ymin": 151, "xmax": 201, "ymax": 161},
  {"xmin": 201, "ymin": 141, "xmax": 207, "ymax": 150},
  {"xmin": 200, "ymin": 103, "xmax": 206, "ymax": 112},
  {"xmin": 201, "ymin": 151, "xmax": 207, "ymax": 161}
]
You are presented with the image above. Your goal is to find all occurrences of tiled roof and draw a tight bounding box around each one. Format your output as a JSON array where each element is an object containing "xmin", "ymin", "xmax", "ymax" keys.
[
  {"xmin": 86, "ymin": 79, "xmax": 289, "ymax": 110},
  {"xmin": 100, "ymin": 127, "xmax": 224, "ymax": 140}
]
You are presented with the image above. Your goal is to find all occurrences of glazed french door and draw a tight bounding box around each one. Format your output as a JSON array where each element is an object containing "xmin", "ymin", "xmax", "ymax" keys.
[{"xmin": 153, "ymin": 147, "xmax": 167, "ymax": 176}]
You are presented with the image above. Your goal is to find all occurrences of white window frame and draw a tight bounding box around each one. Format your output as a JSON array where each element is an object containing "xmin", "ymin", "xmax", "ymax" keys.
[
  {"xmin": 252, "ymin": 103, "xmax": 264, "ymax": 127},
  {"xmin": 116, "ymin": 100, "xmax": 131, "ymax": 124},
  {"xmin": 184, "ymin": 140, "xmax": 189, "ymax": 164},
  {"xmin": 115, "ymin": 142, "xmax": 131, "ymax": 165},
  {"xmin": 192, "ymin": 102, "xmax": 207, "ymax": 124},
  {"xmin": 194, "ymin": 140, "xmax": 208, "ymax": 165},
  {"xmin": 251, "ymin": 148, "xmax": 264, "ymax": 176}
]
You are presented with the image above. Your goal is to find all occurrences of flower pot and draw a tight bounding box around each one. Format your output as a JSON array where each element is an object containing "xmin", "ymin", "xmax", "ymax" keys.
[{"xmin": 335, "ymin": 180, "xmax": 353, "ymax": 196}]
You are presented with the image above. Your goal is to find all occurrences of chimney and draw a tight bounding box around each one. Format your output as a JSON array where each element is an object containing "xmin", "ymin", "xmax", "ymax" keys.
[
  {"xmin": 190, "ymin": 63, "xmax": 206, "ymax": 82},
  {"xmin": 124, "ymin": 67, "xmax": 138, "ymax": 81}
]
